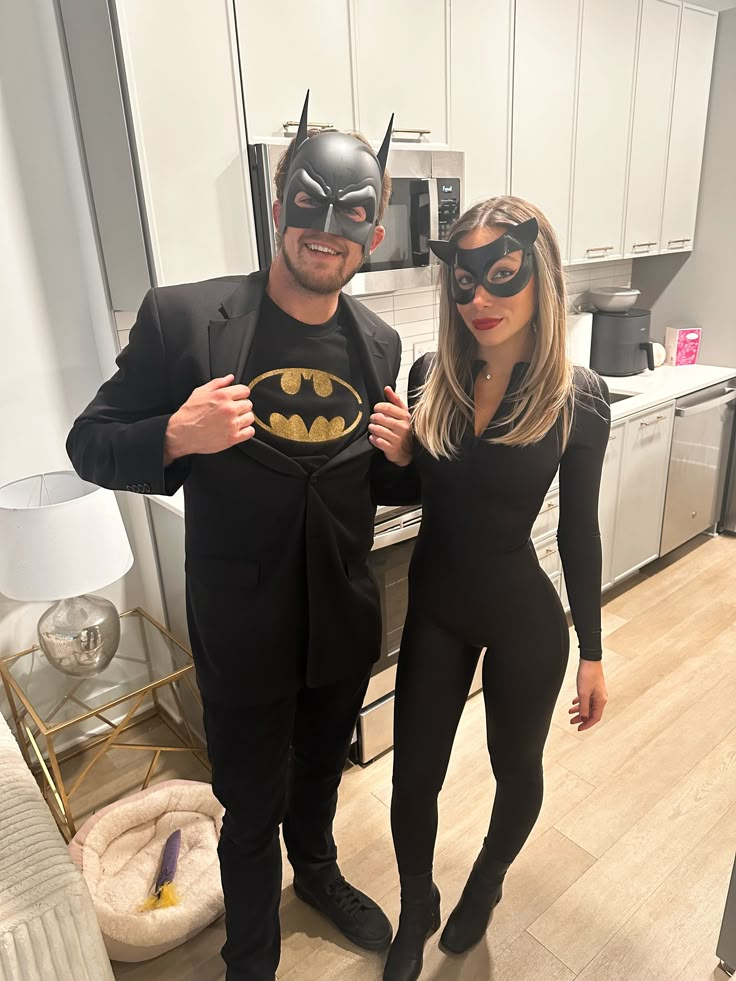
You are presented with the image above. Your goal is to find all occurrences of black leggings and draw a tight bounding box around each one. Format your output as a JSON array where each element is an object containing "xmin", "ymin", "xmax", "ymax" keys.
[{"xmin": 391, "ymin": 601, "xmax": 569, "ymax": 875}]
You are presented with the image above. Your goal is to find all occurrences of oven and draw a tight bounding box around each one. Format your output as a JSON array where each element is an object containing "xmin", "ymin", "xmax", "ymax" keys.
[{"xmin": 354, "ymin": 504, "xmax": 481, "ymax": 765}]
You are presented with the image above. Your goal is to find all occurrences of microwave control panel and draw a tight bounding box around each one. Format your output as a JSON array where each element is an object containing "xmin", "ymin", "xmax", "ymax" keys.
[{"xmin": 436, "ymin": 178, "xmax": 461, "ymax": 240}]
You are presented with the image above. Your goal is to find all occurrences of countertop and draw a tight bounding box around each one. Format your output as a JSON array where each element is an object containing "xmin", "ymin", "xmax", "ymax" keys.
[
  {"xmin": 603, "ymin": 363, "xmax": 736, "ymax": 423},
  {"xmin": 149, "ymin": 363, "xmax": 736, "ymax": 519}
]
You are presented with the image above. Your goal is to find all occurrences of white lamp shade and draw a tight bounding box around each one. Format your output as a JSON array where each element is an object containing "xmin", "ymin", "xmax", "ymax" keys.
[{"xmin": 0, "ymin": 471, "xmax": 134, "ymax": 601}]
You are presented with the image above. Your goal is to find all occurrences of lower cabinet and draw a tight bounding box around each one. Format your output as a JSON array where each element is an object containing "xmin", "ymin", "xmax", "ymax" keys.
[
  {"xmin": 558, "ymin": 402, "xmax": 675, "ymax": 613},
  {"xmin": 599, "ymin": 420, "xmax": 625, "ymax": 590},
  {"xmin": 611, "ymin": 402, "xmax": 675, "ymax": 582}
]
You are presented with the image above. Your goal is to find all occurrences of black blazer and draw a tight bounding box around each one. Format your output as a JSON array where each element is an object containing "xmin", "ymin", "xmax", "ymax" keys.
[{"xmin": 66, "ymin": 270, "xmax": 419, "ymax": 703}]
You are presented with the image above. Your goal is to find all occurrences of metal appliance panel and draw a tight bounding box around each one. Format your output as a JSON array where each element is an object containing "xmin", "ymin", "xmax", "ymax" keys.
[
  {"xmin": 357, "ymin": 693, "xmax": 395, "ymax": 763},
  {"xmin": 717, "ymin": 852, "xmax": 736, "ymax": 975},
  {"xmin": 661, "ymin": 382, "xmax": 736, "ymax": 555}
]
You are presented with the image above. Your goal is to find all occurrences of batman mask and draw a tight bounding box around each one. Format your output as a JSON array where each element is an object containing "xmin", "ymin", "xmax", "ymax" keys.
[
  {"xmin": 429, "ymin": 217, "xmax": 539, "ymax": 304},
  {"xmin": 279, "ymin": 92, "xmax": 393, "ymax": 256}
]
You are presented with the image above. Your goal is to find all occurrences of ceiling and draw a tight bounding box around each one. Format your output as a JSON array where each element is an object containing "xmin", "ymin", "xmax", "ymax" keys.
[{"xmin": 693, "ymin": 0, "xmax": 736, "ymax": 10}]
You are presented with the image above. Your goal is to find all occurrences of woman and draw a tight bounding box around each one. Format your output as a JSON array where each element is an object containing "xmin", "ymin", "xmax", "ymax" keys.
[{"xmin": 382, "ymin": 196, "xmax": 610, "ymax": 981}]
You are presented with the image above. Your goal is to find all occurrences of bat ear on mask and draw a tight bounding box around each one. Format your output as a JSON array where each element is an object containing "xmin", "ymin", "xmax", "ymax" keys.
[
  {"xmin": 295, "ymin": 90, "xmax": 310, "ymax": 152},
  {"xmin": 429, "ymin": 239, "xmax": 456, "ymax": 266},
  {"xmin": 376, "ymin": 113, "xmax": 394, "ymax": 176}
]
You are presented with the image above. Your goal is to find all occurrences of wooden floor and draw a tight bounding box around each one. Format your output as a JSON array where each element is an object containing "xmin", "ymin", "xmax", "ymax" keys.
[{"xmin": 105, "ymin": 534, "xmax": 736, "ymax": 981}]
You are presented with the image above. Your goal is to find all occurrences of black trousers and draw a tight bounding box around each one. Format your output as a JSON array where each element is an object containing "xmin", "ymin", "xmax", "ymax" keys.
[
  {"xmin": 391, "ymin": 592, "xmax": 569, "ymax": 876},
  {"xmin": 202, "ymin": 668, "xmax": 371, "ymax": 981}
]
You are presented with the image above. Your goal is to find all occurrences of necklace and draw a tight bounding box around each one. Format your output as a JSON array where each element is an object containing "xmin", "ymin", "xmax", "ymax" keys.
[{"xmin": 483, "ymin": 365, "xmax": 492, "ymax": 381}]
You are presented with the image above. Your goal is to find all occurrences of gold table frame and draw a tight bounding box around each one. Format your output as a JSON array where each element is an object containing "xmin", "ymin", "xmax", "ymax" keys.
[{"xmin": 0, "ymin": 608, "xmax": 209, "ymax": 841}]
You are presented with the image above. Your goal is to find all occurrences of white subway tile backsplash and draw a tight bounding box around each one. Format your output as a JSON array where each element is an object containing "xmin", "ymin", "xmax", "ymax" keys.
[
  {"xmin": 357, "ymin": 294, "xmax": 394, "ymax": 314},
  {"xmin": 392, "ymin": 288, "xmax": 436, "ymax": 310},
  {"xmin": 394, "ymin": 304, "xmax": 435, "ymax": 326}
]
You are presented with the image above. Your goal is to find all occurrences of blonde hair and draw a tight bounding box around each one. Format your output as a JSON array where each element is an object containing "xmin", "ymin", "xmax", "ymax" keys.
[{"xmin": 412, "ymin": 195, "xmax": 575, "ymax": 458}]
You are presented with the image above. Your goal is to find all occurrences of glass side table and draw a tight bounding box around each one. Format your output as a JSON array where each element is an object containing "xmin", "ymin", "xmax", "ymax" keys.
[{"xmin": 0, "ymin": 608, "xmax": 209, "ymax": 840}]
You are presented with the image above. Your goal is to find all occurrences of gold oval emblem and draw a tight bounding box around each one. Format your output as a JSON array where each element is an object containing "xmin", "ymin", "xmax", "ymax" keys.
[{"xmin": 249, "ymin": 368, "xmax": 363, "ymax": 443}]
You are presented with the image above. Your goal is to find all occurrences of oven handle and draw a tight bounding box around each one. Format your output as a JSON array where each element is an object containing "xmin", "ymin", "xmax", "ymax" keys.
[
  {"xmin": 428, "ymin": 177, "xmax": 439, "ymax": 243},
  {"xmin": 372, "ymin": 520, "xmax": 421, "ymax": 551}
]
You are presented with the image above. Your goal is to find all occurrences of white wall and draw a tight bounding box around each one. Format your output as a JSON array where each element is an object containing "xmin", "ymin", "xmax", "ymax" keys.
[
  {"xmin": 632, "ymin": 7, "xmax": 736, "ymax": 367},
  {"xmin": 0, "ymin": 0, "xmax": 164, "ymax": 676}
]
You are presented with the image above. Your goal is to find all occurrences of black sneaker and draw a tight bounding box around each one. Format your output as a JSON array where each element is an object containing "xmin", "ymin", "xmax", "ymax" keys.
[{"xmin": 293, "ymin": 872, "xmax": 393, "ymax": 951}]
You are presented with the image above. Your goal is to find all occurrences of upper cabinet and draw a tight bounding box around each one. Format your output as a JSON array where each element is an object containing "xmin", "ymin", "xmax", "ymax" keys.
[
  {"xmin": 569, "ymin": 0, "xmax": 640, "ymax": 263},
  {"xmin": 354, "ymin": 0, "xmax": 449, "ymax": 144},
  {"xmin": 452, "ymin": 0, "xmax": 513, "ymax": 209},
  {"xmin": 234, "ymin": 0, "xmax": 356, "ymax": 139},
  {"xmin": 623, "ymin": 0, "xmax": 681, "ymax": 258},
  {"xmin": 511, "ymin": 0, "xmax": 580, "ymax": 260},
  {"xmin": 660, "ymin": 4, "xmax": 718, "ymax": 253},
  {"xmin": 114, "ymin": 0, "xmax": 257, "ymax": 286}
]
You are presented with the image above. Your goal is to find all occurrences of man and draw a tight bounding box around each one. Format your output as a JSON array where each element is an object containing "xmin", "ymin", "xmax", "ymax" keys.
[{"xmin": 66, "ymin": 94, "xmax": 415, "ymax": 980}]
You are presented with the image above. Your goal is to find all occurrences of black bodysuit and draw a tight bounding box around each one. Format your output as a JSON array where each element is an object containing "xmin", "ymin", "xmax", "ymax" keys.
[{"xmin": 391, "ymin": 355, "xmax": 611, "ymax": 875}]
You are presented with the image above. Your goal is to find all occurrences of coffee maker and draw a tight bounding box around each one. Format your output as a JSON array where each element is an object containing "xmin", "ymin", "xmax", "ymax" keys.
[{"xmin": 590, "ymin": 308, "xmax": 655, "ymax": 376}]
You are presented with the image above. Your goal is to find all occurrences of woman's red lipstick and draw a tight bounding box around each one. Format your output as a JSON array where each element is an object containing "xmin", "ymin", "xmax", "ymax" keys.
[{"xmin": 472, "ymin": 318, "xmax": 502, "ymax": 331}]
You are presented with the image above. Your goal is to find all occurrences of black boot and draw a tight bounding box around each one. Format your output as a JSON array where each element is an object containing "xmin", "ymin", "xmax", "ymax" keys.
[
  {"xmin": 383, "ymin": 873, "xmax": 441, "ymax": 981},
  {"xmin": 439, "ymin": 844, "xmax": 510, "ymax": 954}
]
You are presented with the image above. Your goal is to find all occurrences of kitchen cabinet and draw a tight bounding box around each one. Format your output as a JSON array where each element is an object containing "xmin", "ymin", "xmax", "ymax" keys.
[
  {"xmin": 623, "ymin": 0, "xmax": 681, "ymax": 258},
  {"xmin": 660, "ymin": 3, "xmax": 718, "ymax": 253},
  {"xmin": 612, "ymin": 402, "xmax": 675, "ymax": 582},
  {"xmin": 511, "ymin": 0, "xmax": 579, "ymax": 260},
  {"xmin": 114, "ymin": 0, "xmax": 256, "ymax": 285},
  {"xmin": 569, "ymin": 0, "xmax": 640, "ymax": 264},
  {"xmin": 354, "ymin": 0, "xmax": 449, "ymax": 144},
  {"xmin": 599, "ymin": 420, "xmax": 625, "ymax": 590},
  {"xmin": 451, "ymin": 0, "xmax": 513, "ymax": 207},
  {"xmin": 234, "ymin": 0, "xmax": 356, "ymax": 139}
]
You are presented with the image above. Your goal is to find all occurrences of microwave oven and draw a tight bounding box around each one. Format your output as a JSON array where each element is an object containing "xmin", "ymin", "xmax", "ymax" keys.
[{"xmin": 249, "ymin": 143, "xmax": 464, "ymax": 293}]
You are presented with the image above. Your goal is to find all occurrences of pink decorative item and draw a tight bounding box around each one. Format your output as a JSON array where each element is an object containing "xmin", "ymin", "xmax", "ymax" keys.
[{"xmin": 664, "ymin": 326, "xmax": 701, "ymax": 366}]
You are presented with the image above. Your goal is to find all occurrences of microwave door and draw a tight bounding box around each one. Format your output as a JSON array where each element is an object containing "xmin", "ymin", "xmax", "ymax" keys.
[{"xmin": 409, "ymin": 179, "xmax": 433, "ymax": 266}]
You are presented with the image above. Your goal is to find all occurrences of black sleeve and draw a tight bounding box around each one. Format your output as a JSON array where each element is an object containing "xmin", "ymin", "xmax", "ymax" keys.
[
  {"xmin": 369, "ymin": 336, "xmax": 423, "ymax": 506},
  {"xmin": 65, "ymin": 289, "xmax": 191, "ymax": 496},
  {"xmin": 557, "ymin": 371, "xmax": 611, "ymax": 660}
]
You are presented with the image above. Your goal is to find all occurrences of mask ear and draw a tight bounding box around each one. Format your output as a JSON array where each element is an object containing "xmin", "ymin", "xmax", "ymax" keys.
[
  {"xmin": 376, "ymin": 113, "xmax": 394, "ymax": 175},
  {"xmin": 429, "ymin": 239, "xmax": 456, "ymax": 265},
  {"xmin": 511, "ymin": 217, "xmax": 539, "ymax": 248},
  {"xmin": 295, "ymin": 90, "xmax": 310, "ymax": 152}
]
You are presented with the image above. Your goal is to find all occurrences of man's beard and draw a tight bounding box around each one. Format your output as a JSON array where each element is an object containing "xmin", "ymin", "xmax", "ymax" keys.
[{"xmin": 282, "ymin": 241, "xmax": 364, "ymax": 295}]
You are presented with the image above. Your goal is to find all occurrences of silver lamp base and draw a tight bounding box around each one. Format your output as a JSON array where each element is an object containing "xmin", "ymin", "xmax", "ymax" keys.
[{"xmin": 38, "ymin": 594, "xmax": 121, "ymax": 676}]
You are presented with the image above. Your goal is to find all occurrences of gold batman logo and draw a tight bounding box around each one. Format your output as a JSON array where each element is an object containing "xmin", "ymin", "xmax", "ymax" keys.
[{"xmin": 249, "ymin": 368, "xmax": 363, "ymax": 443}]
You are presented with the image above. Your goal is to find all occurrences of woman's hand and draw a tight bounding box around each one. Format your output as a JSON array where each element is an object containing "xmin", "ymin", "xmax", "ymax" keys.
[
  {"xmin": 570, "ymin": 659, "xmax": 608, "ymax": 732},
  {"xmin": 369, "ymin": 387, "xmax": 412, "ymax": 466}
]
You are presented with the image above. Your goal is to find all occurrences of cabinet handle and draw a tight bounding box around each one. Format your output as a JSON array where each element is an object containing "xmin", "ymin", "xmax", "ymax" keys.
[
  {"xmin": 667, "ymin": 238, "xmax": 692, "ymax": 248},
  {"xmin": 392, "ymin": 127, "xmax": 431, "ymax": 140},
  {"xmin": 608, "ymin": 434, "xmax": 617, "ymax": 441},
  {"xmin": 632, "ymin": 241, "xmax": 657, "ymax": 252},
  {"xmin": 282, "ymin": 120, "xmax": 334, "ymax": 135},
  {"xmin": 543, "ymin": 546, "xmax": 557, "ymax": 557},
  {"xmin": 545, "ymin": 501, "xmax": 558, "ymax": 512},
  {"xmin": 586, "ymin": 246, "xmax": 614, "ymax": 257},
  {"xmin": 639, "ymin": 414, "xmax": 667, "ymax": 428}
]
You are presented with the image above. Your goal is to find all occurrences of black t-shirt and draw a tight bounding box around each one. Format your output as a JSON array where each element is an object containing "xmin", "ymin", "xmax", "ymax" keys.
[{"xmin": 245, "ymin": 291, "xmax": 369, "ymax": 473}]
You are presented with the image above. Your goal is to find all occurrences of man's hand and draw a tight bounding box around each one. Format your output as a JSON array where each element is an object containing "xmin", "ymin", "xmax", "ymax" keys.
[
  {"xmin": 369, "ymin": 387, "xmax": 412, "ymax": 467},
  {"xmin": 164, "ymin": 375, "xmax": 255, "ymax": 465}
]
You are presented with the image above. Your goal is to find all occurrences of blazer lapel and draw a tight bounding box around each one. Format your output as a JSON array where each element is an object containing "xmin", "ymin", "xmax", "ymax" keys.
[
  {"xmin": 208, "ymin": 272, "xmax": 304, "ymax": 478},
  {"xmin": 317, "ymin": 294, "xmax": 393, "ymax": 476}
]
